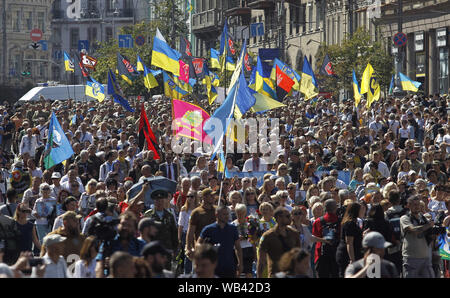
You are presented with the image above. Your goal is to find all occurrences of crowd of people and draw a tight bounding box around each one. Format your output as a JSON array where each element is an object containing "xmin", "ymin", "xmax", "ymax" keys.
[{"xmin": 0, "ymin": 90, "xmax": 449, "ymax": 279}]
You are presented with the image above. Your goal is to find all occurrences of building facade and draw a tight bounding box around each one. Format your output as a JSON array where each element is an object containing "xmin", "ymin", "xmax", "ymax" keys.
[
  {"xmin": 191, "ymin": 0, "xmax": 449, "ymax": 95},
  {"xmin": 0, "ymin": 0, "xmax": 53, "ymax": 87},
  {"xmin": 378, "ymin": 0, "xmax": 450, "ymax": 95},
  {"xmin": 50, "ymin": 0, "xmax": 149, "ymax": 84}
]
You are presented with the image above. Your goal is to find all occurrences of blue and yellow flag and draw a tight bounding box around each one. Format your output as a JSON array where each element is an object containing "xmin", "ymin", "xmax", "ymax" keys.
[
  {"xmin": 44, "ymin": 112, "xmax": 74, "ymax": 169},
  {"xmin": 210, "ymin": 48, "xmax": 221, "ymax": 70},
  {"xmin": 217, "ymin": 151, "xmax": 231, "ymax": 179},
  {"xmin": 253, "ymin": 56, "xmax": 276, "ymax": 99},
  {"xmin": 136, "ymin": 55, "xmax": 145, "ymax": 72},
  {"xmin": 399, "ymin": 72, "xmax": 421, "ymax": 92},
  {"xmin": 300, "ymin": 56, "xmax": 318, "ymax": 100},
  {"xmin": 107, "ymin": 69, "xmax": 135, "ymax": 112},
  {"xmin": 360, "ymin": 63, "xmax": 380, "ymax": 109},
  {"xmin": 270, "ymin": 58, "xmax": 301, "ymax": 91},
  {"xmin": 163, "ymin": 70, "xmax": 189, "ymax": 100},
  {"xmin": 143, "ymin": 64, "xmax": 159, "ymax": 90},
  {"xmin": 151, "ymin": 28, "xmax": 181, "ymax": 76},
  {"xmin": 352, "ymin": 69, "xmax": 362, "ymax": 107},
  {"xmin": 85, "ymin": 77, "xmax": 106, "ymax": 102},
  {"xmin": 64, "ymin": 51, "xmax": 74, "ymax": 72}
]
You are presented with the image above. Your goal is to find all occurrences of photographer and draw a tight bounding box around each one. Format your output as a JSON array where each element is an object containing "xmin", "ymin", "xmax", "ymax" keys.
[
  {"xmin": 95, "ymin": 211, "xmax": 145, "ymax": 277},
  {"xmin": 400, "ymin": 195, "xmax": 435, "ymax": 278}
]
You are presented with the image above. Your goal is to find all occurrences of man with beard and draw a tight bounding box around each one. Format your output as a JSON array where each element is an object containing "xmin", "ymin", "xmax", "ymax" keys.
[
  {"xmin": 137, "ymin": 218, "xmax": 162, "ymax": 244},
  {"xmin": 104, "ymin": 211, "xmax": 145, "ymax": 258},
  {"xmin": 44, "ymin": 211, "xmax": 86, "ymax": 269},
  {"xmin": 141, "ymin": 240, "xmax": 174, "ymax": 278}
]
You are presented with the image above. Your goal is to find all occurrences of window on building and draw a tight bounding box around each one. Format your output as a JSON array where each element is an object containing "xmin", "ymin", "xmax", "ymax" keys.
[
  {"xmin": 13, "ymin": 11, "xmax": 20, "ymax": 32},
  {"xmin": 26, "ymin": 12, "xmax": 32, "ymax": 31},
  {"xmin": 315, "ymin": 2, "xmax": 320, "ymax": 30},
  {"xmin": 439, "ymin": 47, "xmax": 449, "ymax": 94},
  {"xmin": 38, "ymin": 12, "xmax": 45, "ymax": 33},
  {"xmin": 88, "ymin": 27, "xmax": 98, "ymax": 42},
  {"xmin": 301, "ymin": 4, "xmax": 306, "ymax": 33},
  {"xmin": 106, "ymin": 27, "xmax": 113, "ymax": 42},
  {"xmin": 308, "ymin": 3, "xmax": 313, "ymax": 31},
  {"xmin": 70, "ymin": 28, "xmax": 80, "ymax": 49}
]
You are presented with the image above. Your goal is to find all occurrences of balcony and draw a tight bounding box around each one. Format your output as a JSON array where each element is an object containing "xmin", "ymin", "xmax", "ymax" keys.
[
  {"xmin": 192, "ymin": 9, "xmax": 221, "ymax": 34},
  {"xmin": 247, "ymin": 0, "xmax": 275, "ymax": 9},
  {"xmin": 226, "ymin": 0, "xmax": 251, "ymax": 17},
  {"xmin": 105, "ymin": 8, "xmax": 134, "ymax": 18}
]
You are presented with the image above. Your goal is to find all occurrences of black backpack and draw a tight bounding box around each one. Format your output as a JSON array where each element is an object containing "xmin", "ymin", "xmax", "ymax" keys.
[
  {"xmin": 385, "ymin": 208, "xmax": 407, "ymax": 242},
  {"xmin": 0, "ymin": 215, "xmax": 21, "ymax": 265},
  {"xmin": 319, "ymin": 216, "xmax": 340, "ymax": 257}
]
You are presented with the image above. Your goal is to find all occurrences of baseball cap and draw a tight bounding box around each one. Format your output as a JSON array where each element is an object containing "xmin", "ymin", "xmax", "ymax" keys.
[
  {"xmin": 151, "ymin": 189, "xmax": 168, "ymax": 200},
  {"xmin": 362, "ymin": 231, "xmax": 392, "ymax": 249},
  {"xmin": 43, "ymin": 234, "xmax": 67, "ymax": 247},
  {"xmin": 138, "ymin": 218, "xmax": 162, "ymax": 232},
  {"xmin": 141, "ymin": 241, "xmax": 172, "ymax": 257}
]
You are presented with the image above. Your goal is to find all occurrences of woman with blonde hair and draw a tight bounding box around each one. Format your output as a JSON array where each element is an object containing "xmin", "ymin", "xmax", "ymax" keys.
[
  {"xmin": 178, "ymin": 190, "xmax": 199, "ymax": 274},
  {"xmin": 348, "ymin": 168, "xmax": 364, "ymax": 191},
  {"xmin": 382, "ymin": 182, "xmax": 399, "ymax": 200},
  {"xmin": 232, "ymin": 203, "xmax": 255, "ymax": 278},
  {"xmin": 79, "ymin": 179, "xmax": 97, "ymax": 217},
  {"xmin": 73, "ymin": 236, "xmax": 100, "ymax": 278},
  {"xmin": 276, "ymin": 163, "xmax": 292, "ymax": 185}
]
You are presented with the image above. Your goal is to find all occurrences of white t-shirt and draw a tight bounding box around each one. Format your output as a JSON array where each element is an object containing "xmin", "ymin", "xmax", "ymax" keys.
[
  {"xmin": 178, "ymin": 209, "xmax": 192, "ymax": 233},
  {"xmin": 399, "ymin": 127, "xmax": 411, "ymax": 139},
  {"xmin": 73, "ymin": 259, "xmax": 96, "ymax": 278}
]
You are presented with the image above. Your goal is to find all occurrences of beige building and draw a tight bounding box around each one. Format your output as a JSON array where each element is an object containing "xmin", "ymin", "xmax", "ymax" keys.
[{"xmin": 0, "ymin": 0, "xmax": 53, "ymax": 87}]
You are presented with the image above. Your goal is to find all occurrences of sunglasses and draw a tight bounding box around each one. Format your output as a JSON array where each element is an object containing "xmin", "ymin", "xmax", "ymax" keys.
[
  {"xmin": 292, "ymin": 212, "xmax": 303, "ymax": 216},
  {"xmin": 287, "ymin": 187, "xmax": 295, "ymax": 190},
  {"xmin": 187, "ymin": 195, "xmax": 195, "ymax": 198},
  {"xmin": 303, "ymin": 183, "xmax": 311, "ymax": 186}
]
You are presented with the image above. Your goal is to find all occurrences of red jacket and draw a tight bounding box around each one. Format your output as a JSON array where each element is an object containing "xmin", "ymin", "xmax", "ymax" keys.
[{"xmin": 312, "ymin": 213, "xmax": 339, "ymax": 263}]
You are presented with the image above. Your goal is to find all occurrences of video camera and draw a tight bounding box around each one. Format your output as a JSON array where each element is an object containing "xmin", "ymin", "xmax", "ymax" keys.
[
  {"xmin": 88, "ymin": 213, "xmax": 120, "ymax": 242},
  {"xmin": 429, "ymin": 210, "xmax": 447, "ymax": 236}
]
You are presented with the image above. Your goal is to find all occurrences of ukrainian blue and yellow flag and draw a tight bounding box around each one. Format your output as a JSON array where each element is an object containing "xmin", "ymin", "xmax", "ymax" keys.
[
  {"xmin": 219, "ymin": 18, "xmax": 236, "ymax": 72},
  {"xmin": 217, "ymin": 151, "xmax": 231, "ymax": 179},
  {"xmin": 163, "ymin": 70, "xmax": 189, "ymax": 99},
  {"xmin": 151, "ymin": 28, "xmax": 181, "ymax": 76},
  {"xmin": 270, "ymin": 58, "xmax": 301, "ymax": 91},
  {"xmin": 210, "ymin": 48, "xmax": 221, "ymax": 70},
  {"xmin": 360, "ymin": 63, "xmax": 380, "ymax": 109},
  {"xmin": 300, "ymin": 56, "xmax": 318, "ymax": 100},
  {"xmin": 64, "ymin": 51, "xmax": 74, "ymax": 72},
  {"xmin": 202, "ymin": 64, "xmax": 218, "ymax": 105},
  {"xmin": 352, "ymin": 69, "xmax": 362, "ymax": 107},
  {"xmin": 253, "ymin": 56, "xmax": 276, "ymax": 99},
  {"xmin": 143, "ymin": 64, "xmax": 159, "ymax": 90},
  {"xmin": 136, "ymin": 55, "xmax": 145, "ymax": 72},
  {"xmin": 85, "ymin": 77, "xmax": 106, "ymax": 102},
  {"xmin": 399, "ymin": 72, "xmax": 421, "ymax": 92}
]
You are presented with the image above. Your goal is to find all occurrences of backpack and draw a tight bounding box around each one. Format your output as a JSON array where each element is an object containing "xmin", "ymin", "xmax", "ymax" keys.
[
  {"xmin": 319, "ymin": 216, "xmax": 340, "ymax": 257},
  {"xmin": 0, "ymin": 215, "xmax": 21, "ymax": 265}
]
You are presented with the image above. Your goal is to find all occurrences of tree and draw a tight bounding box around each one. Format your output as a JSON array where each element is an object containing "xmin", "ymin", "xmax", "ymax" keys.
[
  {"xmin": 315, "ymin": 27, "xmax": 393, "ymax": 97},
  {"xmin": 91, "ymin": 1, "xmax": 188, "ymax": 98}
]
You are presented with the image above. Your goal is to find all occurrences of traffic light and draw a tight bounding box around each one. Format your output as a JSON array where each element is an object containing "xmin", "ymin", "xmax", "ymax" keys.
[{"xmin": 21, "ymin": 62, "xmax": 31, "ymax": 77}]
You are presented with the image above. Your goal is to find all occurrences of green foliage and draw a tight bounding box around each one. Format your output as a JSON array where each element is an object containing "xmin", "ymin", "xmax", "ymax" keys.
[
  {"xmin": 315, "ymin": 27, "xmax": 393, "ymax": 96},
  {"xmin": 91, "ymin": 1, "xmax": 188, "ymax": 98}
]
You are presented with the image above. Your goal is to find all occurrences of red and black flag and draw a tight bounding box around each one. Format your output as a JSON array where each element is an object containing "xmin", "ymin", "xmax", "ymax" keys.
[
  {"xmin": 319, "ymin": 54, "xmax": 337, "ymax": 77},
  {"xmin": 73, "ymin": 52, "xmax": 90, "ymax": 78},
  {"xmin": 117, "ymin": 53, "xmax": 140, "ymax": 85},
  {"xmin": 180, "ymin": 36, "xmax": 192, "ymax": 58},
  {"xmin": 138, "ymin": 103, "xmax": 160, "ymax": 160},
  {"xmin": 276, "ymin": 65, "xmax": 295, "ymax": 101}
]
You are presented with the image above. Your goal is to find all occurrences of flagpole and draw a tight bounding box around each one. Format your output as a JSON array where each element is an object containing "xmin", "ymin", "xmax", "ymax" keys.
[{"xmin": 65, "ymin": 72, "xmax": 71, "ymax": 100}]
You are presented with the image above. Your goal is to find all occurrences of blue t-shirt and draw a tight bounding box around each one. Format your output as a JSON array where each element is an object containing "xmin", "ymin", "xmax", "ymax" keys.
[{"xmin": 200, "ymin": 222, "xmax": 239, "ymax": 277}]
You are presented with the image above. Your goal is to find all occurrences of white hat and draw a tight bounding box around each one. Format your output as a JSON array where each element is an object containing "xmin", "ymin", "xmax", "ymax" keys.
[
  {"xmin": 51, "ymin": 172, "xmax": 61, "ymax": 179},
  {"xmin": 43, "ymin": 234, "xmax": 66, "ymax": 247}
]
